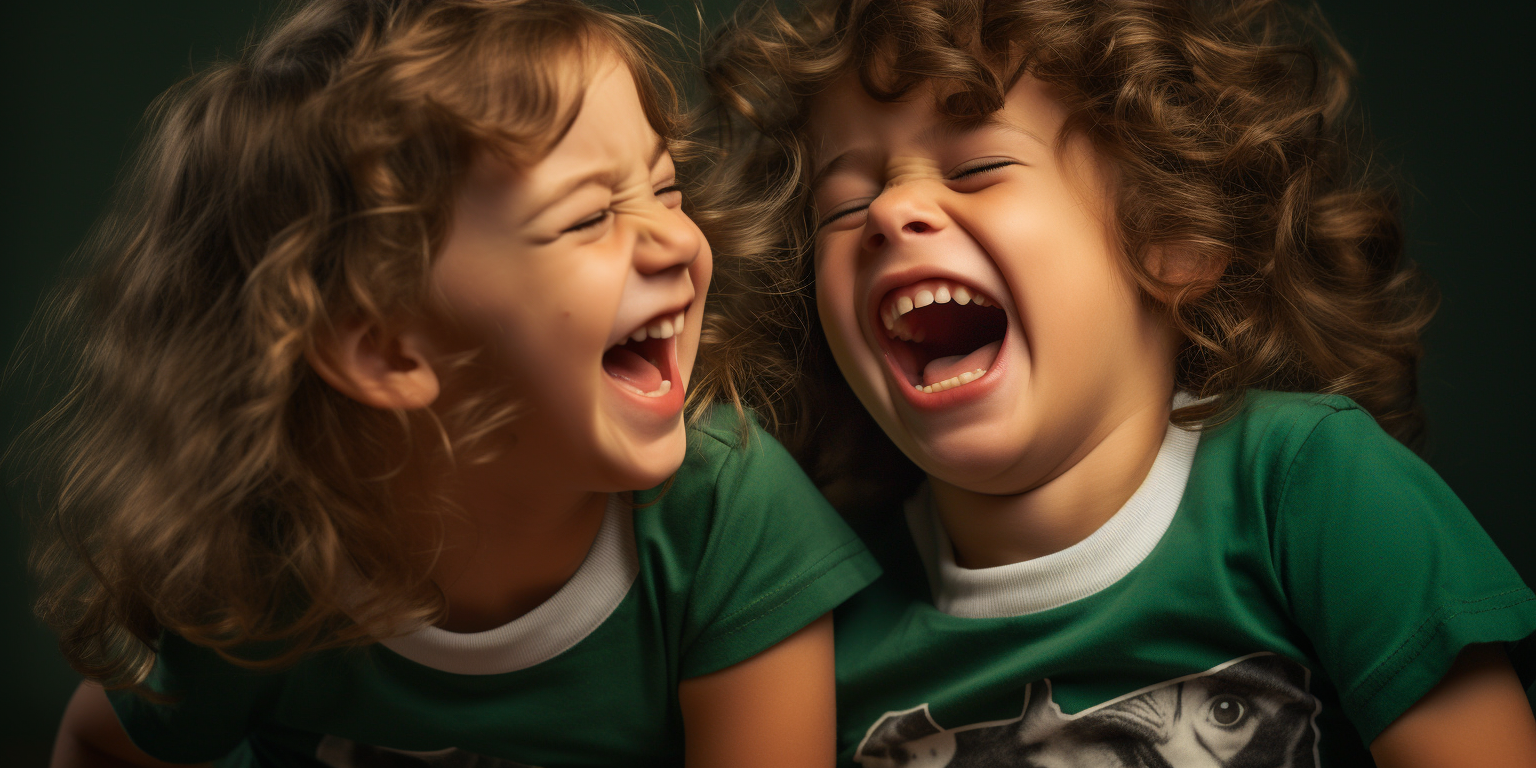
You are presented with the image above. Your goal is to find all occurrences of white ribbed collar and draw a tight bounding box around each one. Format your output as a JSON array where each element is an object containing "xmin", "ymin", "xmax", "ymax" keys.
[
  {"xmin": 909, "ymin": 395, "xmax": 1201, "ymax": 619},
  {"xmin": 378, "ymin": 493, "xmax": 638, "ymax": 675}
]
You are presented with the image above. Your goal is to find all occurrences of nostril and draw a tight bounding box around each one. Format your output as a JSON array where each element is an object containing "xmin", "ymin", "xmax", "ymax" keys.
[
  {"xmin": 904, "ymin": 222, "xmax": 930, "ymax": 234},
  {"xmin": 867, "ymin": 232, "xmax": 887, "ymax": 249}
]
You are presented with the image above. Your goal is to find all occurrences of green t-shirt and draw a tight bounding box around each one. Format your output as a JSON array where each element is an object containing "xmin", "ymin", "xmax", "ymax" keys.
[
  {"xmin": 835, "ymin": 391, "xmax": 1536, "ymax": 766},
  {"xmin": 110, "ymin": 408, "xmax": 880, "ymax": 768}
]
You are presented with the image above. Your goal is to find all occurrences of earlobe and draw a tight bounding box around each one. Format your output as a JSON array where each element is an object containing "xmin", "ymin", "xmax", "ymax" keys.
[
  {"xmin": 1144, "ymin": 246, "xmax": 1225, "ymax": 304},
  {"xmin": 307, "ymin": 319, "xmax": 440, "ymax": 410}
]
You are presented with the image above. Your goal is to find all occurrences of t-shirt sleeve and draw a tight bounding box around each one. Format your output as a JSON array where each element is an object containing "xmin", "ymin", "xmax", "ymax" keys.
[
  {"xmin": 106, "ymin": 633, "xmax": 275, "ymax": 763},
  {"xmin": 1271, "ymin": 402, "xmax": 1536, "ymax": 743},
  {"xmin": 672, "ymin": 415, "xmax": 881, "ymax": 679}
]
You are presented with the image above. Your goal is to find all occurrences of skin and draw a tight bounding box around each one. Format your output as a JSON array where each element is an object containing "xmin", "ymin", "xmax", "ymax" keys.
[
  {"xmin": 811, "ymin": 73, "xmax": 1178, "ymax": 569},
  {"xmin": 1371, "ymin": 644, "xmax": 1536, "ymax": 767},
  {"xmin": 54, "ymin": 54, "xmax": 835, "ymax": 768},
  {"xmin": 809, "ymin": 72, "xmax": 1536, "ymax": 763},
  {"xmin": 53, "ymin": 683, "xmax": 203, "ymax": 768}
]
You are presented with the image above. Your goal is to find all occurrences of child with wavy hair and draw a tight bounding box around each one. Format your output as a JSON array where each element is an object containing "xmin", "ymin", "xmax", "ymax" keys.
[
  {"xmin": 28, "ymin": 0, "xmax": 879, "ymax": 765},
  {"xmin": 702, "ymin": 0, "xmax": 1536, "ymax": 763}
]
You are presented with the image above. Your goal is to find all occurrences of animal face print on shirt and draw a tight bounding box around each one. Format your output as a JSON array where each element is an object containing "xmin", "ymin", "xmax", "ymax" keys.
[{"xmin": 855, "ymin": 653, "xmax": 1320, "ymax": 768}]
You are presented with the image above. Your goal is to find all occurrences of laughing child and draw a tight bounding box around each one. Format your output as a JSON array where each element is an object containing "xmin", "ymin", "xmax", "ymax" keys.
[
  {"xmin": 29, "ymin": 1, "xmax": 878, "ymax": 765},
  {"xmin": 702, "ymin": 0, "xmax": 1536, "ymax": 764}
]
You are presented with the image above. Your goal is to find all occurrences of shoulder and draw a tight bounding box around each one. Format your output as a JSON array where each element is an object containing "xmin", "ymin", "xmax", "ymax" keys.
[
  {"xmin": 1212, "ymin": 397, "xmax": 1536, "ymax": 742},
  {"xmin": 1196, "ymin": 391, "xmax": 1388, "ymax": 487},
  {"xmin": 671, "ymin": 404, "xmax": 807, "ymax": 492},
  {"xmin": 683, "ymin": 403, "xmax": 777, "ymax": 455},
  {"xmin": 107, "ymin": 633, "xmax": 286, "ymax": 762},
  {"xmin": 1184, "ymin": 389, "xmax": 1456, "ymax": 546},
  {"xmin": 1198, "ymin": 391, "xmax": 1475, "ymax": 571},
  {"xmin": 634, "ymin": 403, "xmax": 844, "ymax": 540},
  {"xmin": 1234, "ymin": 390, "xmax": 1417, "ymax": 485},
  {"xmin": 1209, "ymin": 390, "xmax": 1367, "ymax": 447}
]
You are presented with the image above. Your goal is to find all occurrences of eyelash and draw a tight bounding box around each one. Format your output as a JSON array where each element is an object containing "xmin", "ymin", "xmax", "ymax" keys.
[
  {"xmin": 817, "ymin": 161, "xmax": 1016, "ymax": 229},
  {"xmin": 952, "ymin": 160, "xmax": 1016, "ymax": 179},
  {"xmin": 565, "ymin": 210, "xmax": 610, "ymax": 233}
]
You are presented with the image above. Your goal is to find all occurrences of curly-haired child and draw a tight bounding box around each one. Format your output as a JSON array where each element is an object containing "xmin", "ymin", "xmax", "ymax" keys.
[
  {"xmin": 27, "ymin": 1, "xmax": 879, "ymax": 765},
  {"xmin": 701, "ymin": 0, "xmax": 1536, "ymax": 764}
]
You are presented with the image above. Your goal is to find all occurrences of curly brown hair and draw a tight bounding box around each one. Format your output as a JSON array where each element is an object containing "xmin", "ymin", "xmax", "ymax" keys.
[
  {"xmin": 22, "ymin": 0, "xmax": 694, "ymax": 689},
  {"xmin": 699, "ymin": 0, "xmax": 1435, "ymax": 509}
]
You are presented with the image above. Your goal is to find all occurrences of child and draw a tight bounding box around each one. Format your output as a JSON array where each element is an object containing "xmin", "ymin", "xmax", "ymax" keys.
[
  {"xmin": 30, "ymin": 0, "xmax": 878, "ymax": 765},
  {"xmin": 701, "ymin": 0, "xmax": 1536, "ymax": 764}
]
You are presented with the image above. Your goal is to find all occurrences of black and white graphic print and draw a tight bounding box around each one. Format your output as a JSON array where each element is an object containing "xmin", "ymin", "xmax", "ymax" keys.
[
  {"xmin": 316, "ymin": 737, "xmax": 539, "ymax": 768},
  {"xmin": 855, "ymin": 653, "xmax": 1320, "ymax": 768}
]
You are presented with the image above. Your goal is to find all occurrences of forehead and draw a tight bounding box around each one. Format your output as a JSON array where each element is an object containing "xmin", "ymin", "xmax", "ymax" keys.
[
  {"xmin": 457, "ymin": 54, "xmax": 666, "ymax": 214},
  {"xmin": 470, "ymin": 39, "xmax": 668, "ymax": 168},
  {"xmin": 539, "ymin": 56, "xmax": 659, "ymax": 163},
  {"xmin": 807, "ymin": 73, "xmax": 1067, "ymax": 164}
]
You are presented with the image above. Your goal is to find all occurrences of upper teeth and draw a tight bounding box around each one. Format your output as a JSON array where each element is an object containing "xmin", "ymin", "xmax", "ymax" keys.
[
  {"xmin": 627, "ymin": 311, "xmax": 687, "ymax": 343},
  {"xmin": 882, "ymin": 278, "xmax": 994, "ymax": 332}
]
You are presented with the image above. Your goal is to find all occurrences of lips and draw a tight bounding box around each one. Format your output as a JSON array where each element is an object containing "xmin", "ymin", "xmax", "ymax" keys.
[{"xmin": 875, "ymin": 277, "xmax": 1007, "ymax": 394}]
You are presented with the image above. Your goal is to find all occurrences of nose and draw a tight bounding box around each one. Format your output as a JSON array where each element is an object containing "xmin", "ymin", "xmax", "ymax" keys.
[
  {"xmin": 633, "ymin": 204, "xmax": 703, "ymax": 275},
  {"xmin": 863, "ymin": 181, "xmax": 947, "ymax": 251}
]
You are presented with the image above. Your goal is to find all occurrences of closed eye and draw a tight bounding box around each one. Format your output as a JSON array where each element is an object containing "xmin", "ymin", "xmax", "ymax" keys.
[
  {"xmin": 950, "ymin": 160, "xmax": 1016, "ymax": 180},
  {"xmin": 817, "ymin": 200, "xmax": 872, "ymax": 231},
  {"xmin": 655, "ymin": 184, "xmax": 683, "ymax": 206},
  {"xmin": 564, "ymin": 210, "xmax": 610, "ymax": 233}
]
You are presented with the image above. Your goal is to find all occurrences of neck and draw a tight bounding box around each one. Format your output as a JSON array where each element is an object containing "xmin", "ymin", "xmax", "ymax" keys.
[
  {"xmin": 422, "ymin": 451, "xmax": 610, "ymax": 633},
  {"xmin": 930, "ymin": 395, "xmax": 1172, "ymax": 570}
]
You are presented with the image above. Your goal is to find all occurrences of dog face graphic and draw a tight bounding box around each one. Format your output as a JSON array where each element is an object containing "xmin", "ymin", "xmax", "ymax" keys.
[{"xmin": 856, "ymin": 653, "xmax": 1319, "ymax": 768}]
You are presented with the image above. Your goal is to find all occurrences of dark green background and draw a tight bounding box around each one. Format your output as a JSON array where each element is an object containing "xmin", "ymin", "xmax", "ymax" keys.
[{"xmin": 3, "ymin": 0, "xmax": 1531, "ymax": 762}]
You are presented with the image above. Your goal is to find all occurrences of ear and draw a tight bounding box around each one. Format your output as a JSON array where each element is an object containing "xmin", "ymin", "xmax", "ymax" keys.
[
  {"xmin": 1143, "ymin": 246, "xmax": 1225, "ymax": 304},
  {"xmin": 307, "ymin": 318, "xmax": 440, "ymax": 410}
]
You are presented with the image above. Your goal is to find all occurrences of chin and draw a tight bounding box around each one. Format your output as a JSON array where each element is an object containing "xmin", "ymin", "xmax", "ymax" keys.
[
  {"xmin": 599, "ymin": 423, "xmax": 687, "ymax": 491},
  {"xmin": 907, "ymin": 442, "xmax": 1027, "ymax": 494}
]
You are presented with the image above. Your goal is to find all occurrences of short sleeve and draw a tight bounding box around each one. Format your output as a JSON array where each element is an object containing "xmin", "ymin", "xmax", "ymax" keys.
[
  {"xmin": 1272, "ymin": 402, "xmax": 1536, "ymax": 742},
  {"xmin": 670, "ymin": 412, "xmax": 880, "ymax": 679},
  {"xmin": 107, "ymin": 633, "xmax": 275, "ymax": 763}
]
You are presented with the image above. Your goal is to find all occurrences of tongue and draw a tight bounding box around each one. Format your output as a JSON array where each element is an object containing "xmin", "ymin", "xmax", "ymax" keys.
[
  {"xmin": 922, "ymin": 340, "xmax": 1002, "ymax": 386},
  {"xmin": 602, "ymin": 346, "xmax": 663, "ymax": 391}
]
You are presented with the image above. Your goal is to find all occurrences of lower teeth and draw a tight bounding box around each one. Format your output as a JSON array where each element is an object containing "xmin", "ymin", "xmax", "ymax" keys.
[
  {"xmin": 618, "ymin": 379, "xmax": 672, "ymax": 398},
  {"xmin": 916, "ymin": 369, "xmax": 985, "ymax": 394}
]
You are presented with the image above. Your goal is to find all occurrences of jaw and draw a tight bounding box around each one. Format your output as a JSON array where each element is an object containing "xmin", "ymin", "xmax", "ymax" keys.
[
  {"xmin": 824, "ymin": 277, "xmax": 1057, "ymax": 492},
  {"xmin": 880, "ymin": 331, "xmax": 1047, "ymax": 491},
  {"xmin": 591, "ymin": 393, "xmax": 688, "ymax": 490},
  {"xmin": 586, "ymin": 301, "xmax": 699, "ymax": 490}
]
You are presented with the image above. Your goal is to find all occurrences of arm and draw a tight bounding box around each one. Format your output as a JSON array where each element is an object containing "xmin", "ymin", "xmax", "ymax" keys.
[
  {"xmin": 679, "ymin": 613, "xmax": 836, "ymax": 768},
  {"xmin": 53, "ymin": 681, "xmax": 209, "ymax": 768},
  {"xmin": 1370, "ymin": 643, "xmax": 1536, "ymax": 768}
]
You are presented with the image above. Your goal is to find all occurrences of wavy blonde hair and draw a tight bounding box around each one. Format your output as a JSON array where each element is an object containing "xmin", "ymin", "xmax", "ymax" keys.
[
  {"xmin": 22, "ymin": 0, "xmax": 693, "ymax": 688},
  {"xmin": 699, "ymin": 0, "xmax": 1436, "ymax": 510}
]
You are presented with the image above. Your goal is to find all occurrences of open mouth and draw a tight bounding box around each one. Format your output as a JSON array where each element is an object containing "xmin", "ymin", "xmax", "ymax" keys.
[
  {"xmin": 602, "ymin": 310, "xmax": 687, "ymax": 398},
  {"xmin": 878, "ymin": 278, "xmax": 1007, "ymax": 394}
]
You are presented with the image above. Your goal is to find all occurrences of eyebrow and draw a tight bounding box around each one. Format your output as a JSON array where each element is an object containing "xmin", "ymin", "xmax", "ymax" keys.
[
  {"xmin": 809, "ymin": 113, "xmax": 1049, "ymax": 193},
  {"xmin": 525, "ymin": 135, "xmax": 672, "ymax": 223}
]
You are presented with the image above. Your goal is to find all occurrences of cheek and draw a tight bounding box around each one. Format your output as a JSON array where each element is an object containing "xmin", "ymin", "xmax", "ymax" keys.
[
  {"xmin": 692, "ymin": 237, "xmax": 714, "ymax": 297},
  {"xmin": 676, "ymin": 236, "xmax": 712, "ymax": 379},
  {"xmin": 813, "ymin": 246, "xmax": 862, "ymax": 351}
]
